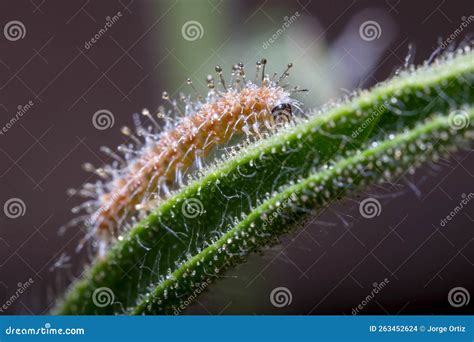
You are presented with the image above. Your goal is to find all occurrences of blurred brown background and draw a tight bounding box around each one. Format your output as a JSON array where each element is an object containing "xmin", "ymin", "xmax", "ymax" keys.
[{"xmin": 0, "ymin": 0, "xmax": 472, "ymax": 315}]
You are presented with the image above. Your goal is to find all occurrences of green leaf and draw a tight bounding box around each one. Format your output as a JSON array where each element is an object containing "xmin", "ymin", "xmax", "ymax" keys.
[
  {"xmin": 134, "ymin": 108, "xmax": 474, "ymax": 314},
  {"xmin": 55, "ymin": 50, "xmax": 474, "ymax": 315}
]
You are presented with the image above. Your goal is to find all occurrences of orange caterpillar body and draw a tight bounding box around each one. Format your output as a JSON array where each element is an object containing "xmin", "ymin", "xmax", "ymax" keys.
[{"xmin": 69, "ymin": 61, "xmax": 302, "ymax": 250}]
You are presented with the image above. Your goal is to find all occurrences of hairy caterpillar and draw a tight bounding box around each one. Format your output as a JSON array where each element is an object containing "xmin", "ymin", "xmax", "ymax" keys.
[{"xmin": 67, "ymin": 60, "xmax": 305, "ymax": 253}]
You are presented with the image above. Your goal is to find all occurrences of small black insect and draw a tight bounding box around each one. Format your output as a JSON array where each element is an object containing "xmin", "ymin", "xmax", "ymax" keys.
[{"xmin": 271, "ymin": 103, "xmax": 293, "ymax": 126}]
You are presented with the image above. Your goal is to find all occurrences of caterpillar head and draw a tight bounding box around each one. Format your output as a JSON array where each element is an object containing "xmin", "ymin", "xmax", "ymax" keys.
[{"xmin": 271, "ymin": 103, "xmax": 293, "ymax": 127}]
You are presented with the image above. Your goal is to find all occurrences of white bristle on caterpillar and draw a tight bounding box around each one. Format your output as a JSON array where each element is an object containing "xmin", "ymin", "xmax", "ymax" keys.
[{"xmin": 67, "ymin": 60, "xmax": 305, "ymax": 254}]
